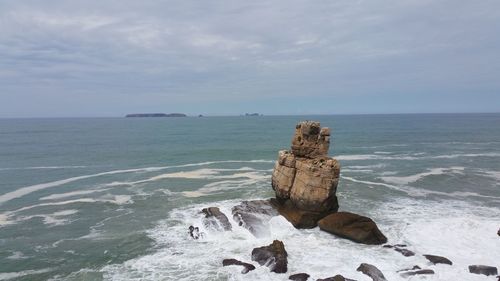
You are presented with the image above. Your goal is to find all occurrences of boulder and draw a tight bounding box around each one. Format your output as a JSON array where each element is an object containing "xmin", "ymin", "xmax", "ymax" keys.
[
  {"xmin": 468, "ymin": 265, "xmax": 498, "ymax": 276},
  {"xmin": 318, "ymin": 212, "xmax": 387, "ymax": 245},
  {"xmin": 289, "ymin": 273, "xmax": 310, "ymax": 281},
  {"xmin": 356, "ymin": 263, "xmax": 387, "ymax": 281},
  {"xmin": 222, "ymin": 258, "xmax": 256, "ymax": 274},
  {"xmin": 383, "ymin": 244, "xmax": 414, "ymax": 256},
  {"xmin": 201, "ymin": 207, "xmax": 232, "ymax": 231},
  {"xmin": 251, "ymin": 240, "xmax": 288, "ymax": 273},
  {"xmin": 273, "ymin": 198, "xmax": 336, "ymax": 229},
  {"xmin": 423, "ymin": 254, "xmax": 452, "ymax": 265},
  {"xmin": 232, "ymin": 200, "xmax": 278, "ymax": 237}
]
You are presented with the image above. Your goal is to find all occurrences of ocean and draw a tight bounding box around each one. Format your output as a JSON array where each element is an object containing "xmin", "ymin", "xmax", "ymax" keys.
[{"xmin": 0, "ymin": 114, "xmax": 499, "ymax": 280}]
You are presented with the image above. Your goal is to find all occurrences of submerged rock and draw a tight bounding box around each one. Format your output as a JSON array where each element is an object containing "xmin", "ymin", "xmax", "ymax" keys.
[
  {"xmin": 272, "ymin": 121, "xmax": 340, "ymax": 223},
  {"xmin": 232, "ymin": 200, "xmax": 278, "ymax": 237},
  {"xmin": 318, "ymin": 212, "xmax": 387, "ymax": 245},
  {"xmin": 397, "ymin": 265, "xmax": 421, "ymax": 272},
  {"xmin": 423, "ymin": 254, "xmax": 453, "ymax": 265},
  {"xmin": 400, "ymin": 269, "xmax": 434, "ymax": 277},
  {"xmin": 222, "ymin": 259, "xmax": 256, "ymax": 274},
  {"xmin": 188, "ymin": 225, "xmax": 203, "ymax": 239},
  {"xmin": 201, "ymin": 207, "xmax": 232, "ymax": 231},
  {"xmin": 356, "ymin": 263, "xmax": 387, "ymax": 281},
  {"xmin": 468, "ymin": 265, "xmax": 498, "ymax": 276},
  {"xmin": 289, "ymin": 273, "xmax": 310, "ymax": 281},
  {"xmin": 317, "ymin": 275, "xmax": 356, "ymax": 281},
  {"xmin": 251, "ymin": 240, "xmax": 288, "ymax": 273}
]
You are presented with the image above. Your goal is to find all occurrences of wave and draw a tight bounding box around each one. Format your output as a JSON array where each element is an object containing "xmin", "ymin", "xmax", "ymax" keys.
[
  {"xmin": 0, "ymin": 160, "xmax": 273, "ymax": 204},
  {"xmin": 379, "ymin": 167, "xmax": 464, "ymax": 185}
]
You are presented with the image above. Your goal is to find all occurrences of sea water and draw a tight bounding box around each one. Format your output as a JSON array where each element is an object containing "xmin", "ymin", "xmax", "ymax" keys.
[{"xmin": 0, "ymin": 114, "xmax": 499, "ymax": 280}]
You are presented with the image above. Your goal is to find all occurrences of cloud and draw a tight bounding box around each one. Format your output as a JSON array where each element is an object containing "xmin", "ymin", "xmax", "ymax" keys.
[{"xmin": 0, "ymin": 0, "xmax": 499, "ymax": 116}]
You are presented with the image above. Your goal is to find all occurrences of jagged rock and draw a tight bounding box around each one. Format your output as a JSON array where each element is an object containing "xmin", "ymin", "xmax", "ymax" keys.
[
  {"xmin": 272, "ymin": 121, "xmax": 340, "ymax": 218},
  {"xmin": 400, "ymin": 269, "xmax": 434, "ymax": 277},
  {"xmin": 318, "ymin": 212, "xmax": 387, "ymax": 245},
  {"xmin": 232, "ymin": 200, "xmax": 278, "ymax": 237},
  {"xmin": 313, "ymin": 274, "xmax": 358, "ymax": 281},
  {"xmin": 222, "ymin": 258, "xmax": 256, "ymax": 274},
  {"xmin": 356, "ymin": 263, "xmax": 387, "ymax": 281},
  {"xmin": 201, "ymin": 207, "xmax": 232, "ymax": 231},
  {"xmin": 468, "ymin": 265, "xmax": 498, "ymax": 276},
  {"xmin": 423, "ymin": 254, "xmax": 452, "ymax": 265},
  {"xmin": 291, "ymin": 121, "xmax": 330, "ymax": 158},
  {"xmin": 251, "ymin": 240, "xmax": 288, "ymax": 273},
  {"xmin": 188, "ymin": 225, "xmax": 203, "ymax": 239},
  {"xmin": 289, "ymin": 273, "xmax": 310, "ymax": 281},
  {"xmin": 273, "ymin": 198, "xmax": 335, "ymax": 229}
]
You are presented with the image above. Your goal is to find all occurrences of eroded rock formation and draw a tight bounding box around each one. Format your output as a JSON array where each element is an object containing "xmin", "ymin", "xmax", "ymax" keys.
[
  {"xmin": 318, "ymin": 212, "xmax": 387, "ymax": 245},
  {"xmin": 272, "ymin": 121, "xmax": 340, "ymax": 228},
  {"xmin": 251, "ymin": 240, "xmax": 288, "ymax": 273}
]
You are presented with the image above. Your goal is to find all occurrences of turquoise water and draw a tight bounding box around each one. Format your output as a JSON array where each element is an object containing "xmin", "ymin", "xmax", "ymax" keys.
[{"xmin": 0, "ymin": 114, "xmax": 499, "ymax": 280}]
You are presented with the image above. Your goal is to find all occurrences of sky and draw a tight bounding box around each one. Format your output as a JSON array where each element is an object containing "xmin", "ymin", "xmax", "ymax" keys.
[{"xmin": 0, "ymin": 0, "xmax": 499, "ymax": 117}]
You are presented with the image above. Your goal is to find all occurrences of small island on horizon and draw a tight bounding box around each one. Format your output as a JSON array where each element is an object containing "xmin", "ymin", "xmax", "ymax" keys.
[{"xmin": 125, "ymin": 113, "xmax": 187, "ymax": 118}]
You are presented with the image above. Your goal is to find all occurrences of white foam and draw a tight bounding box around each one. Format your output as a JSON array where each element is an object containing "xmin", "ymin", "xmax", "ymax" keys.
[
  {"xmin": 0, "ymin": 268, "xmax": 53, "ymax": 280},
  {"xmin": 380, "ymin": 167, "xmax": 465, "ymax": 185},
  {"xmin": 39, "ymin": 189, "xmax": 111, "ymax": 201},
  {"xmin": 6, "ymin": 251, "xmax": 27, "ymax": 260},
  {"xmin": 336, "ymin": 153, "xmax": 500, "ymax": 161}
]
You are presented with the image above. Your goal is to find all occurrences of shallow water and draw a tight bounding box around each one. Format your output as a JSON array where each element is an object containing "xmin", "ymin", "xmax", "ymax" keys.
[{"xmin": 0, "ymin": 114, "xmax": 499, "ymax": 280}]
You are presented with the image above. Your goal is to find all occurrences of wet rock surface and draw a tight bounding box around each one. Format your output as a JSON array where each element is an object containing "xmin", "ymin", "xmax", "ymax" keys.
[
  {"xmin": 222, "ymin": 258, "xmax": 256, "ymax": 274},
  {"xmin": 232, "ymin": 200, "xmax": 278, "ymax": 237},
  {"xmin": 468, "ymin": 265, "xmax": 498, "ymax": 276},
  {"xmin": 251, "ymin": 240, "xmax": 288, "ymax": 273},
  {"xmin": 356, "ymin": 263, "xmax": 387, "ymax": 281},
  {"xmin": 201, "ymin": 207, "xmax": 232, "ymax": 231},
  {"xmin": 317, "ymin": 275, "xmax": 356, "ymax": 281},
  {"xmin": 188, "ymin": 225, "xmax": 203, "ymax": 239},
  {"xmin": 400, "ymin": 269, "xmax": 434, "ymax": 277},
  {"xmin": 289, "ymin": 272, "xmax": 310, "ymax": 281},
  {"xmin": 423, "ymin": 254, "xmax": 453, "ymax": 265},
  {"xmin": 318, "ymin": 212, "xmax": 387, "ymax": 245}
]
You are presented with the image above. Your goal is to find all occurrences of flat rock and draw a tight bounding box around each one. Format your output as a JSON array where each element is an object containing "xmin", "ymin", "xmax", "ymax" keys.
[
  {"xmin": 289, "ymin": 273, "xmax": 310, "ymax": 281},
  {"xmin": 222, "ymin": 258, "xmax": 256, "ymax": 274},
  {"xmin": 468, "ymin": 265, "xmax": 498, "ymax": 276},
  {"xmin": 201, "ymin": 207, "xmax": 232, "ymax": 231},
  {"xmin": 356, "ymin": 263, "xmax": 387, "ymax": 281},
  {"xmin": 317, "ymin": 275, "xmax": 356, "ymax": 281},
  {"xmin": 318, "ymin": 212, "xmax": 387, "ymax": 245},
  {"xmin": 232, "ymin": 200, "xmax": 278, "ymax": 237},
  {"xmin": 251, "ymin": 240, "xmax": 288, "ymax": 273},
  {"xmin": 400, "ymin": 269, "xmax": 434, "ymax": 277},
  {"xmin": 423, "ymin": 254, "xmax": 452, "ymax": 265}
]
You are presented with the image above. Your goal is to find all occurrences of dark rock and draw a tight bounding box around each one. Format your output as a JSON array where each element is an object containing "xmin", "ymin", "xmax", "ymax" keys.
[
  {"xmin": 394, "ymin": 244, "xmax": 407, "ymax": 247},
  {"xmin": 289, "ymin": 273, "xmax": 310, "ymax": 281},
  {"xmin": 400, "ymin": 269, "xmax": 435, "ymax": 277},
  {"xmin": 222, "ymin": 259, "xmax": 256, "ymax": 274},
  {"xmin": 201, "ymin": 207, "xmax": 232, "ymax": 231},
  {"xmin": 188, "ymin": 225, "xmax": 203, "ymax": 239},
  {"xmin": 251, "ymin": 240, "xmax": 288, "ymax": 273},
  {"xmin": 397, "ymin": 265, "xmax": 421, "ymax": 272},
  {"xmin": 317, "ymin": 275, "xmax": 356, "ymax": 281},
  {"xmin": 273, "ymin": 198, "xmax": 336, "ymax": 229},
  {"xmin": 356, "ymin": 263, "xmax": 387, "ymax": 281},
  {"xmin": 497, "ymin": 228, "xmax": 499, "ymax": 236},
  {"xmin": 382, "ymin": 245, "xmax": 393, "ymax": 248},
  {"xmin": 423, "ymin": 254, "xmax": 453, "ymax": 265},
  {"xmin": 468, "ymin": 265, "xmax": 498, "ymax": 276},
  {"xmin": 232, "ymin": 200, "xmax": 278, "ymax": 237},
  {"xmin": 394, "ymin": 248, "xmax": 415, "ymax": 257},
  {"xmin": 318, "ymin": 212, "xmax": 387, "ymax": 245}
]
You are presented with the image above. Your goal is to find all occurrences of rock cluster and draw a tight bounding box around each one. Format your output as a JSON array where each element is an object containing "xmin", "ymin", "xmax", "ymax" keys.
[{"xmin": 272, "ymin": 121, "xmax": 340, "ymax": 228}]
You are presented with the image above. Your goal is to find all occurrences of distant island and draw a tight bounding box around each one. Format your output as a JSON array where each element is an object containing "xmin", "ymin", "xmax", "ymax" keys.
[
  {"xmin": 244, "ymin": 113, "xmax": 262, "ymax": 116},
  {"xmin": 125, "ymin": 113, "xmax": 187, "ymax": 118}
]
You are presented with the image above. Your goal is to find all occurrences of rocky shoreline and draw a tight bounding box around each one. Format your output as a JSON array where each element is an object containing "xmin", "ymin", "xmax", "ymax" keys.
[{"xmin": 189, "ymin": 121, "xmax": 499, "ymax": 280}]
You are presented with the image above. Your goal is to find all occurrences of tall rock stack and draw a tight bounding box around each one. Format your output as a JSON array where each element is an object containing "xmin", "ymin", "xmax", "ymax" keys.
[{"xmin": 271, "ymin": 121, "xmax": 341, "ymax": 228}]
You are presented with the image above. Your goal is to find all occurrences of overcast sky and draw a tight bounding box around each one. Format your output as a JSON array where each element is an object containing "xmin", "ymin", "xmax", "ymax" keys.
[{"xmin": 1, "ymin": 0, "xmax": 499, "ymax": 117}]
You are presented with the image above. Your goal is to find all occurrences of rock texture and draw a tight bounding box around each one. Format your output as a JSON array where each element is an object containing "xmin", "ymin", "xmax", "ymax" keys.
[
  {"xmin": 318, "ymin": 212, "xmax": 387, "ymax": 245},
  {"xmin": 201, "ymin": 207, "xmax": 232, "ymax": 231},
  {"xmin": 232, "ymin": 200, "xmax": 278, "ymax": 237},
  {"xmin": 468, "ymin": 265, "xmax": 498, "ymax": 276},
  {"xmin": 251, "ymin": 240, "xmax": 288, "ymax": 273},
  {"xmin": 317, "ymin": 275, "xmax": 356, "ymax": 281},
  {"xmin": 356, "ymin": 263, "xmax": 387, "ymax": 281},
  {"xmin": 272, "ymin": 121, "xmax": 340, "ymax": 228},
  {"xmin": 222, "ymin": 258, "xmax": 256, "ymax": 274},
  {"xmin": 289, "ymin": 273, "xmax": 310, "ymax": 281}
]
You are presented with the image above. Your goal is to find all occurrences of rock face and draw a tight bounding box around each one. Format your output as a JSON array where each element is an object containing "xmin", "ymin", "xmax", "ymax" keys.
[
  {"xmin": 288, "ymin": 273, "xmax": 310, "ymax": 281},
  {"xmin": 272, "ymin": 121, "xmax": 340, "ymax": 228},
  {"xmin": 423, "ymin": 254, "xmax": 452, "ymax": 265},
  {"xmin": 356, "ymin": 263, "xmax": 387, "ymax": 281},
  {"xmin": 222, "ymin": 259, "xmax": 256, "ymax": 274},
  {"xmin": 232, "ymin": 200, "xmax": 278, "ymax": 237},
  {"xmin": 201, "ymin": 207, "xmax": 232, "ymax": 231},
  {"xmin": 251, "ymin": 240, "xmax": 288, "ymax": 273},
  {"xmin": 318, "ymin": 212, "xmax": 387, "ymax": 245},
  {"xmin": 468, "ymin": 265, "xmax": 498, "ymax": 276}
]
